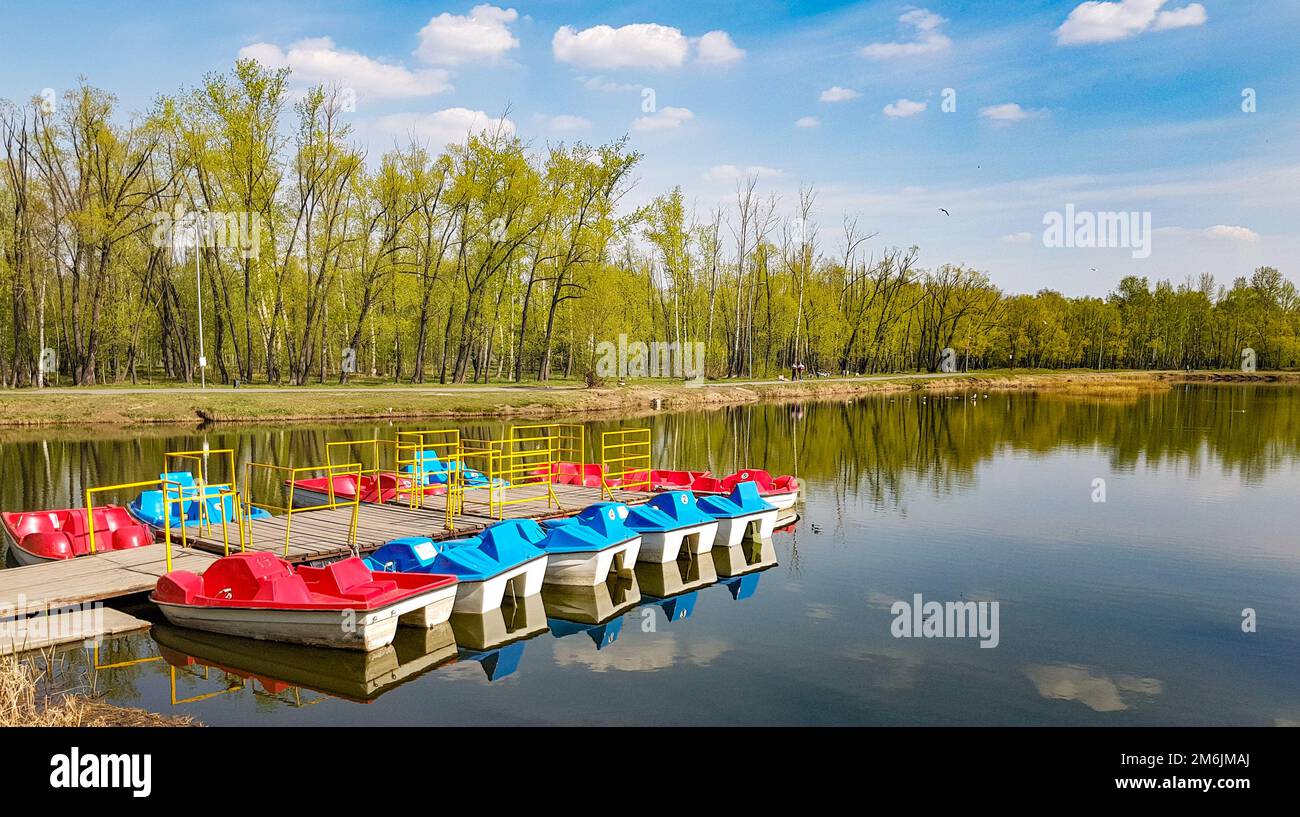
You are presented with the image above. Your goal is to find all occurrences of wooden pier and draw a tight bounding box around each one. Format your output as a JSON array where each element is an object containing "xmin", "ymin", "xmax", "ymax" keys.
[
  {"xmin": 187, "ymin": 482, "xmax": 650, "ymax": 562},
  {"xmin": 0, "ymin": 481, "xmax": 648, "ymax": 653}
]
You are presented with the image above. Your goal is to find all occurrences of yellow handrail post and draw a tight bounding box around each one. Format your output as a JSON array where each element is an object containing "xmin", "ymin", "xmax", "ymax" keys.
[{"xmin": 600, "ymin": 427, "xmax": 652, "ymax": 500}]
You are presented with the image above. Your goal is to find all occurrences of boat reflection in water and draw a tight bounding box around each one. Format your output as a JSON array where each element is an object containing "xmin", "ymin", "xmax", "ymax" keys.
[
  {"xmin": 151, "ymin": 620, "xmax": 458, "ymax": 705},
  {"xmin": 633, "ymin": 552, "xmax": 718, "ymax": 624},
  {"xmin": 712, "ymin": 537, "xmax": 778, "ymax": 601},
  {"xmin": 449, "ymin": 593, "xmax": 548, "ymax": 681},
  {"xmin": 543, "ymin": 576, "xmax": 641, "ymax": 650}
]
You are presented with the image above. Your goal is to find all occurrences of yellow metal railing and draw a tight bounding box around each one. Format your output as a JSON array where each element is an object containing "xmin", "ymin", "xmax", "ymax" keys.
[
  {"xmin": 93, "ymin": 644, "xmax": 163, "ymax": 671},
  {"xmin": 509, "ymin": 423, "xmax": 586, "ymax": 474},
  {"xmin": 160, "ymin": 447, "xmax": 247, "ymax": 548},
  {"xmin": 170, "ymin": 665, "xmax": 247, "ymax": 705},
  {"xmin": 325, "ymin": 438, "xmax": 421, "ymax": 508},
  {"xmin": 84, "ymin": 477, "xmax": 246, "ymax": 573},
  {"xmin": 600, "ymin": 427, "xmax": 652, "ymax": 499},
  {"xmin": 460, "ymin": 434, "xmax": 560, "ymax": 519},
  {"xmin": 397, "ymin": 429, "xmax": 463, "ymax": 528},
  {"xmin": 242, "ymin": 461, "xmax": 362, "ymax": 557},
  {"xmin": 164, "ymin": 448, "xmax": 238, "ymax": 493}
]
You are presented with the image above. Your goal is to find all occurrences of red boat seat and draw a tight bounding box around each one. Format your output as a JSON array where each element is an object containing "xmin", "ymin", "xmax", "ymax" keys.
[
  {"xmin": 198, "ymin": 553, "xmax": 315, "ymax": 605},
  {"xmin": 720, "ymin": 469, "xmax": 797, "ymax": 494},
  {"xmin": 301, "ymin": 557, "xmax": 398, "ymax": 602},
  {"xmin": 21, "ymin": 531, "xmax": 74, "ymax": 560},
  {"xmin": 155, "ymin": 570, "xmax": 204, "ymax": 604},
  {"xmin": 690, "ymin": 475, "xmax": 727, "ymax": 493},
  {"xmin": 111, "ymin": 526, "xmax": 153, "ymax": 551},
  {"xmin": 8, "ymin": 511, "xmax": 57, "ymax": 537}
]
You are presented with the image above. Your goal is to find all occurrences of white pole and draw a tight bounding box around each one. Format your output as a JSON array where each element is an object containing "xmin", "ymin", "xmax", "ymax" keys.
[{"xmin": 195, "ymin": 216, "xmax": 206, "ymax": 389}]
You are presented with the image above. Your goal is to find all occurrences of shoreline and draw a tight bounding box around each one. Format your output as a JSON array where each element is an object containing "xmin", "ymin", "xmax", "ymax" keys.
[{"xmin": 0, "ymin": 369, "xmax": 1286, "ymax": 428}]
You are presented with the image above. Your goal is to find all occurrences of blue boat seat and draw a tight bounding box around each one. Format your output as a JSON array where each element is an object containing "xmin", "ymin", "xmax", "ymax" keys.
[
  {"xmin": 625, "ymin": 491, "xmax": 714, "ymax": 531},
  {"xmin": 697, "ymin": 482, "xmax": 776, "ymax": 519}
]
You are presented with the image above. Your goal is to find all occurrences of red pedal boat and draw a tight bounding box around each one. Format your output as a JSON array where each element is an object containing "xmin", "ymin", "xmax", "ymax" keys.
[
  {"xmin": 152, "ymin": 553, "xmax": 459, "ymax": 651},
  {"xmin": 644, "ymin": 468, "xmax": 800, "ymax": 511},
  {"xmin": 288, "ymin": 472, "xmax": 445, "ymax": 507},
  {"xmin": 1, "ymin": 506, "xmax": 154, "ymax": 566}
]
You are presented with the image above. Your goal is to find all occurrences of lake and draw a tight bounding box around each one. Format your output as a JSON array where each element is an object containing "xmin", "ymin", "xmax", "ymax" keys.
[{"xmin": 4, "ymin": 383, "xmax": 1298, "ymax": 725}]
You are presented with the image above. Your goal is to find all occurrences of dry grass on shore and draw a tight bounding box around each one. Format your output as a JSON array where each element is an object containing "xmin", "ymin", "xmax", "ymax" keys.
[{"xmin": 0, "ymin": 655, "xmax": 196, "ymax": 727}]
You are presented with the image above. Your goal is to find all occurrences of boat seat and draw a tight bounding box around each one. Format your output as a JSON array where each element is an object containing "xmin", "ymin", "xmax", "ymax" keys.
[
  {"xmin": 301, "ymin": 557, "xmax": 398, "ymax": 601},
  {"xmin": 155, "ymin": 571, "xmax": 204, "ymax": 605},
  {"xmin": 110, "ymin": 526, "xmax": 152, "ymax": 551},
  {"xmin": 9, "ymin": 511, "xmax": 59, "ymax": 537}
]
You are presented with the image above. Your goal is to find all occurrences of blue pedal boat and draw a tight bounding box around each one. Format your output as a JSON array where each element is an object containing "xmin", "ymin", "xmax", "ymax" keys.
[
  {"xmin": 712, "ymin": 535, "xmax": 779, "ymax": 579},
  {"xmin": 128, "ymin": 471, "xmax": 269, "ymax": 535},
  {"xmin": 539, "ymin": 502, "xmax": 642, "ymax": 586},
  {"xmin": 543, "ymin": 578, "xmax": 642, "ymax": 650},
  {"xmin": 449, "ymin": 593, "xmax": 549, "ymax": 681},
  {"xmin": 697, "ymin": 482, "xmax": 779, "ymax": 548},
  {"xmin": 632, "ymin": 550, "xmax": 719, "ymax": 615},
  {"xmin": 718, "ymin": 573, "xmax": 765, "ymax": 602},
  {"xmin": 364, "ymin": 520, "xmax": 548, "ymax": 614},
  {"xmin": 401, "ymin": 448, "xmax": 502, "ymax": 488},
  {"xmin": 623, "ymin": 490, "xmax": 720, "ymax": 563}
]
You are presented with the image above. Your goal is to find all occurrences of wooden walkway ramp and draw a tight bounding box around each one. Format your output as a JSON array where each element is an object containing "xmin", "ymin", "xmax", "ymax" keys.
[{"xmin": 187, "ymin": 482, "xmax": 650, "ymax": 562}]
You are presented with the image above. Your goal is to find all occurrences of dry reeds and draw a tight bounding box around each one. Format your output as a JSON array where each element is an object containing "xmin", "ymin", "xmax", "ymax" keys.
[{"xmin": 0, "ymin": 655, "xmax": 196, "ymax": 727}]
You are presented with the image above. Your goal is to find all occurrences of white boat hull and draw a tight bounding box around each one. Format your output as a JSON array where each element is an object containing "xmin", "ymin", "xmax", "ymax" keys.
[
  {"xmin": 763, "ymin": 489, "xmax": 798, "ymax": 511},
  {"xmin": 634, "ymin": 522, "xmax": 719, "ymax": 563},
  {"xmin": 712, "ymin": 538, "xmax": 778, "ymax": 577},
  {"xmin": 154, "ymin": 584, "xmax": 457, "ymax": 651},
  {"xmin": 543, "ymin": 537, "xmax": 642, "ymax": 586},
  {"xmin": 715, "ymin": 509, "xmax": 778, "ymax": 548},
  {"xmin": 396, "ymin": 585, "xmax": 459, "ymax": 628},
  {"xmin": 451, "ymin": 555, "xmax": 548, "ymax": 615}
]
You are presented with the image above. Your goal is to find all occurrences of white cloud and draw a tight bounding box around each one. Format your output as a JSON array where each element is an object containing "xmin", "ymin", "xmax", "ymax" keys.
[
  {"xmin": 1002, "ymin": 232, "xmax": 1034, "ymax": 243},
  {"xmin": 704, "ymin": 164, "xmax": 783, "ymax": 183},
  {"xmin": 632, "ymin": 106, "xmax": 694, "ymax": 132},
  {"xmin": 883, "ymin": 98, "xmax": 927, "ymax": 118},
  {"xmin": 537, "ymin": 114, "xmax": 591, "ymax": 132},
  {"xmin": 414, "ymin": 4, "xmax": 520, "ymax": 65},
  {"xmin": 1056, "ymin": 1, "xmax": 1207, "ymax": 46},
  {"xmin": 979, "ymin": 102, "xmax": 1043, "ymax": 123},
  {"xmin": 553, "ymin": 23, "xmax": 690, "ymax": 69},
  {"xmin": 696, "ymin": 30, "xmax": 745, "ymax": 64},
  {"xmin": 794, "ymin": 116, "xmax": 820, "ymax": 128},
  {"xmin": 372, "ymin": 108, "xmax": 515, "ymax": 147},
  {"xmin": 1204, "ymin": 225, "xmax": 1260, "ymax": 242},
  {"xmin": 580, "ymin": 76, "xmax": 642, "ymax": 93},
  {"xmin": 820, "ymin": 86, "xmax": 860, "ymax": 103},
  {"xmin": 239, "ymin": 37, "xmax": 451, "ymax": 98},
  {"xmin": 861, "ymin": 9, "xmax": 952, "ymax": 59},
  {"xmin": 1152, "ymin": 2, "xmax": 1208, "ymax": 31}
]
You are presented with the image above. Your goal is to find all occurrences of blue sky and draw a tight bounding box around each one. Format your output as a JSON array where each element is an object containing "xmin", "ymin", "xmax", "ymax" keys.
[{"xmin": 2, "ymin": 0, "xmax": 1297, "ymax": 296}]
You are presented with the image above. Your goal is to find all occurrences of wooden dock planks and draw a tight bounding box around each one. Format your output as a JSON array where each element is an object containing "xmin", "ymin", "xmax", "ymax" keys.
[{"xmin": 0, "ymin": 607, "xmax": 151, "ymax": 655}]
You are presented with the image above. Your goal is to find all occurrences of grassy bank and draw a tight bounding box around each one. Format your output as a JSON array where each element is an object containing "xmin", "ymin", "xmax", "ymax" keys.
[
  {"xmin": 1, "ymin": 655, "xmax": 196, "ymax": 727},
  {"xmin": 0, "ymin": 369, "xmax": 1281, "ymax": 427}
]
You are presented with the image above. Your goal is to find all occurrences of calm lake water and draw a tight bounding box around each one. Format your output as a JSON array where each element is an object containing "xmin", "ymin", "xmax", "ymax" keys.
[{"xmin": 5, "ymin": 384, "xmax": 1299, "ymax": 725}]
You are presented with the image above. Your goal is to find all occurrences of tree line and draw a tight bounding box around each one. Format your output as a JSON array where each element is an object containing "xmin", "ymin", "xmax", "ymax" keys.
[{"xmin": 2, "ymin": 62, "xmax": 1297, "ymax": 387}]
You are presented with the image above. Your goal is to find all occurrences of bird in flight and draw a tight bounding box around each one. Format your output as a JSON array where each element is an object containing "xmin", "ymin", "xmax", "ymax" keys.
[{"xmin": 939, "ymin": 208, "xmax": 950, "ymax": 216}]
